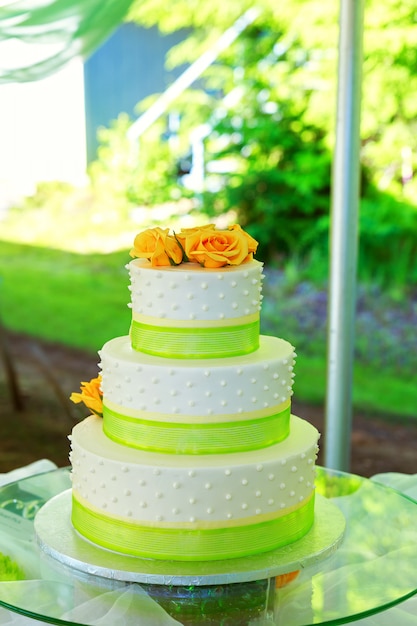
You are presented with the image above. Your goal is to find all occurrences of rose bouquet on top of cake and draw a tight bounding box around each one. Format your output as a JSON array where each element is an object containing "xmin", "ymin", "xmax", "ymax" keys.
[{"xmin": 129, "ymin": 224, "xmax": 258, "ymax": 268}]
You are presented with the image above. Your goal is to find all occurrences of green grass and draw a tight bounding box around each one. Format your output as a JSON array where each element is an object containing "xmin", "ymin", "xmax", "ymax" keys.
[
  {"xmin": 295, "ymin": 356, "xmax": 415, "ymax": 420},
  {"xmin": 1, "ymin": 239, "xmax": 414, "ymax": 418},
  {"xmin": 0, "ymin": 241, "xmax": 130, "ymax": 352}
]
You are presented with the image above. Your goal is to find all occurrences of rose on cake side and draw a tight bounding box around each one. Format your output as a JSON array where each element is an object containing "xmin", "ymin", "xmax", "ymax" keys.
[
  {"xmin": 275, "ymin": 570, "xmax": 300, "ymax": 588},
  {"xmin": 70, "ymin": 375, "xmax": 103, "ymax": 417},
  {"xmin": 130, "ymin": 224, "xmax": 258, "ymax": 268}
]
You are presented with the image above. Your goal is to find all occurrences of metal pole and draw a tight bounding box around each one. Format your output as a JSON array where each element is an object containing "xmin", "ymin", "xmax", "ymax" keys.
[{"xmin": 324, "ymin": 0, "xmax": 365, "ymax": 471}]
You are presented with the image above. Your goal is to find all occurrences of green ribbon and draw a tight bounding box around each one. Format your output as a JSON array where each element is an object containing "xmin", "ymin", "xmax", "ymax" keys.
[
  {"xmin": 103, "ymin": 403, "xmax": 291, "ymax": 454},
  {"xmin": 72, "ymin": 493, "xmax": 315, "ymax": 561},
  {"xmin": 130, "ymin": 319, "xmax": 260, "ymax": 358}
]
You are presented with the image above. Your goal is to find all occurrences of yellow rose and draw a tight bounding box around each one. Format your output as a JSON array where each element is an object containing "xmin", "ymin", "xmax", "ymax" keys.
[
  {"xmin": 70, "ymin": 375, "xmax": 103, "ymax": 417},
  {"xmin": 175, "ymin": 225, "xmax": 216, "ymax": 262},
  {"xmin": 178, "ymin": 224, "xmax": 216, "ymax": 235},
  {"xmin": 228, "ymin": 224, "xmax": 258, "ymax": 256},
  {"xmin": 130, "ymin": 227, "xmax": 183, "ymax": 267},
  {"xmin": 185, "ymin": 228, "xmax": 250, "ymax": 268}
]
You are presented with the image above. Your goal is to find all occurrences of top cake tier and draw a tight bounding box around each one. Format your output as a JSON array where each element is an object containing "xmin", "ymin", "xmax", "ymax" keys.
[{"xmin": 128, "ymin": 259, "xmax": 264, "ymax": 359}]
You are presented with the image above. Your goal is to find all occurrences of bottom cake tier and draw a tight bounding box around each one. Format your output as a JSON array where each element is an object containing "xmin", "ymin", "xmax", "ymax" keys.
[{"xmin": 70, "ymin": 415, "xmax": 319, "ymax": 561}]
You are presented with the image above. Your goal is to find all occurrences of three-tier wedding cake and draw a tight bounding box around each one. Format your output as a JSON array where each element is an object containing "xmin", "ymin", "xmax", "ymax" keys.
[{"xmin": 69, "ymin": 225, "xmax": 320, "ymax": 561}]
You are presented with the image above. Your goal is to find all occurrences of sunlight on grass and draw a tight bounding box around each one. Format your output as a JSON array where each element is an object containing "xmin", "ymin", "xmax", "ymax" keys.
[
  {"xmin": 0, "ymin": 242, "xmax": 130, "ymax": 350},
  {"xmin": 0, "ymin": 197, "xmax": 214, "ymax": 254}
]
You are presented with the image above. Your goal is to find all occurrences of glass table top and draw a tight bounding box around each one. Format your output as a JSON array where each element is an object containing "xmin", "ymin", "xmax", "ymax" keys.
[{"xmin": 0, "ymin": 466, "xmax": 416, "ymax": 626}]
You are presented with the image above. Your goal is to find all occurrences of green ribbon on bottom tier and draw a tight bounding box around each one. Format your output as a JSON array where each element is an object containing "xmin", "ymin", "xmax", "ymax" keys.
[
  {"xmin": 103, "ymin": 402, "xmax": 291, "ymax": 454},
  {"xmin": 72, "ymin": 493, "xmax": 315, "ymax": 561},
  {"xmin": 130, "ymin": 318, "xmax": 260, "ymax": 358}
]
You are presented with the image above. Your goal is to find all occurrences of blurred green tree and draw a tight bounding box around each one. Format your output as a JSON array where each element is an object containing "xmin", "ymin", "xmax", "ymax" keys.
[{"xmin": 89, "ymin": 0, "xmax": 417, "ymax": 282}]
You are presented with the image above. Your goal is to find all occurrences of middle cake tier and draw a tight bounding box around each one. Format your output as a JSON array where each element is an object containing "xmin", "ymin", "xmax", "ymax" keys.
[{"xmin": 99, "ymin": 335, "xmax": 296, "ymax": 454}]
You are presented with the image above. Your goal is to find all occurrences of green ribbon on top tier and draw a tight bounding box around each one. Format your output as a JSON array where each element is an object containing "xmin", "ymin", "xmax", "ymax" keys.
[
  {"xmin": 103, "ymin": 402, "xmax": 291, "ymax": 454},
  {"xmin": 130, "ymin": 318, "xmax": 260, "ymax": 358},
  {"xmin": 72, "ymin": 492, "xmax": 315, "ymax": 562}
]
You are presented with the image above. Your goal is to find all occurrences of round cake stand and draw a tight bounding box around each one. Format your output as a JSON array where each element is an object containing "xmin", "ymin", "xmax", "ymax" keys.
[
  {"xmin": 34, "ymin": 490, "xmax": 345, "ymax": 585},
  {"xmin": 0, "ymin": 466, "xmax": 416, "ymax": 626}
]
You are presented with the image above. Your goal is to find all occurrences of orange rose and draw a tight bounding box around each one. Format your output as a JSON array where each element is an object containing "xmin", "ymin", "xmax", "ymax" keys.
[
  {"xmin": 185, "ymin": 227, "xmax": 250, "ymax": 268},
  {"xmin": 228, "ymin": 224, "xmax": 258, "ymax": 256},
  {"xmin": 175, "ymin": 225, "xmax": 216, "ymax": 262},
  {"xmin": 70, "ymin": 375, "xmax": 103, "ymax": 417},
  {"xmin": 276, "ymin": 570, "xmax": 300, "ymax": 588},
  {"xmin": 130, "ymin": 227, "xmax": 183, "ymax": 267}
]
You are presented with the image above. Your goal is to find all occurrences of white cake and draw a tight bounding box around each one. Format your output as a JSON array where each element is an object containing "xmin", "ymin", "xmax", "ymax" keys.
[{"xmin": 69, "ymin": 226, "xmax": 319, "ymax": 561}]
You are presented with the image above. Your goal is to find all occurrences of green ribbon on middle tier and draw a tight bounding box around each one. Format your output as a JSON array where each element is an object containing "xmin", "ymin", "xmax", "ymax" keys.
[{"xmin": 103, "ymin": 402, "xmax": 291, "ymax": 454}]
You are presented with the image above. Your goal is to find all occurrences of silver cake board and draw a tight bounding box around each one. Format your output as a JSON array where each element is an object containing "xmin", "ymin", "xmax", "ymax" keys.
[{"xmin": 34, "ymin": 490, "xmax": 345, "ymax": 586}]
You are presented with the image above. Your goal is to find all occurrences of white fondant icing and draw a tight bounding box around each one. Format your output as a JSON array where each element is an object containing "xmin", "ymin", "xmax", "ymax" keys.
[{"xmin": 129, "ymin": 259, "xmax": 264, "ymax": 323}]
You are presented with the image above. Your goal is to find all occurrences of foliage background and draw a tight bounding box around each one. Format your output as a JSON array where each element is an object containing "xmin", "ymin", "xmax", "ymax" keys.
[
  {"xmin": 110, "ymin": 0, "xmax": 417, "ymax": 289},
  {"xmin": 1, "ymin": 0, "xmax": 416, "ymax": 418},
  {"xmin": 3, "ymin": 0, "xmax": 416, "ymax": 290}
]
